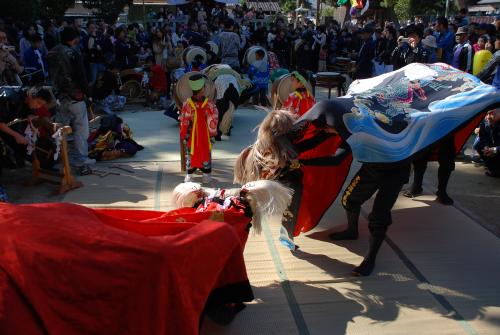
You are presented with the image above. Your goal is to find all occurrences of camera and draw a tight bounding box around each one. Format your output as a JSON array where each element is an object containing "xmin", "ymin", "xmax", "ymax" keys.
[{"xmin": 0, "ymin": 44, "xmax": 16, "ymax": 52}]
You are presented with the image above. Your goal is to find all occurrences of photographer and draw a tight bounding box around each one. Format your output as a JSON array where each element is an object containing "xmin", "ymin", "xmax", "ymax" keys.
[{"xmin": 0, "ymin": 29, "xmax": 24, "ymax": 85}]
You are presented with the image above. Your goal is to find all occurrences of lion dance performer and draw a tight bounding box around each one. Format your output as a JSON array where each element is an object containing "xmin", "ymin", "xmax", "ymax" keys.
[
  {"xmin": 180, "ymin": 73, "xmax": 218, "ymax": 183},
  {"xmin": 235, "ymin": 63, "xmax": 500, "ymax": 276}
]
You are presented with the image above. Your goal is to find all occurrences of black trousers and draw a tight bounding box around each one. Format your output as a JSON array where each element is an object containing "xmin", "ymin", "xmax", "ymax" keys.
[
  {"xmin": 412, "ymin": 137, "xmax": 455, "ymax": 191},
  {"xmin": 481, "ymin": 153, "xmax": 500, "ymax": 174},
  {"xmin": 342, "ymin": 163, "xmax": 411, "ymax": 235},
  {"xmin": 252, "ymin": 87, "xmax": 270, "ymax": 106}
]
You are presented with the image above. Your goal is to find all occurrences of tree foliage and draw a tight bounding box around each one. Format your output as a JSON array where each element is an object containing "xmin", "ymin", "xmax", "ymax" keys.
[
  {"xmin": 394, "ymin": 0, "xmax": 412, "ymax": 21},
  {"xmin": 82, "ymin": 0, "xmax": 132, "ymax": 24},
  {"xmin": 0, "ymin": 0, "xmax": 74, "ymax": 21},
  {"xmin": 40, "ymin": 0, "xmax": 76, "ymax": 19}
]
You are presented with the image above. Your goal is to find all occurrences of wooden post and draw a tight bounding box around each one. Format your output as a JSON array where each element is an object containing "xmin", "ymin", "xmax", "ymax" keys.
[
  {"xmin": 58, "ymin": 126, "xmax": 83, "ymax": 194},
  {"xmin": 27, "ymin": 125, "xmax": 83, "ymax": 194},
  {"xmin": 180, "ymin": 138, "xmax": 186, "ymax": 172}
]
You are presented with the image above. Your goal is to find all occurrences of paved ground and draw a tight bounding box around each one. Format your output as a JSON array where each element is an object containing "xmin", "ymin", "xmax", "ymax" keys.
[{"xmin": 2, "ymin": 89, "xmax": 500, "ymax": 334}]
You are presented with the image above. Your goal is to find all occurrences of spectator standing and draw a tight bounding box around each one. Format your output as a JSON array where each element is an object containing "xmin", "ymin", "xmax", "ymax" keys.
[
  {"xmin": 88, "ymin": 24, "xmax": 106, "ymax": 84},
  {"xmin": 114, "ymin": 27, "xmax": 136, "ymax": 70},
  {"xmin": 184, "ymin": 21, "xmax": 205, "ymax": 47},
  {"xmin": 44, "ymin": 22, "xmax": 58, "ymax": 50},
  {"xmin": 380, "ymin": 25, "xmax": 397, "ymax": 73},
  {"xmin": 23, "ymin": 34, "xmax": 47, "ymax": 84},
  {"xmin": 421, "ymin": 35, "xmax": 438, "ymax": 63},
  {"xmin": 152, "ymin": 28, "xmax": 168, "ymax": 69},
  {"xmin": 452, "ymin": 26, "xmax": 474, "ymax": 73},
  {"xmin": 477, "ymin": 34, "xmax": 500, "ymax": 89},
  {"xmin": 218, "ymin": 20, "xmax": 241, "ymax": 71},
  {"xmin": 355, "ymin": 27, "xmax": 375, "ymax": 79},
  {"xmin": 20, "ymin": 24, "xmax": 47, "ymax": 64},
  {"xmin": 48, "ymin": 27, "xmax": 94, "ymax": 172},
  {"xmin": 0, "ymin": 29, "xmax": 24, "ymax": 85},
  {"xmin": 273, "ymin": 30, "xmax": 290, "ymax": 68},
  {"xmin": 434, "ymin": 17, "xmax": 454, "ymax": 64},
  {"xmin": 394, "ymin": 25, "xmax": 429, "ymax": 69},
  {"xmin": 473, "ymin": 35, "xmax": 487, "ymax": 53}
]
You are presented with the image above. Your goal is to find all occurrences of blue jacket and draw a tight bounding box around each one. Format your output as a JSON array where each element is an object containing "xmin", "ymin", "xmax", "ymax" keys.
[
  {"xmin": 23, "ymin": 47, "xmax": 47, "ymax": 76},
  {"xmin": 435, "ymin": 30, "xmax": 454, "ymax": 64},
  {"xmin": 477, "ymin": 121, "xmax": 500, "ymax": 153},
  {"xmin": 248, "ymin": 62, "xmax": 270, "ymax": 89}
]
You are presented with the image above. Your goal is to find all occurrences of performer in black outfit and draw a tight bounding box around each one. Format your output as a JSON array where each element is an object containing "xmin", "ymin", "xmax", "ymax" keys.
[
  {"xmin": 290, "ymin": 101, "xmax": 412, "ymax": 277},
  {"xmin": 402, "ymin": 137, "xmax": 456, "ymax": 205}
]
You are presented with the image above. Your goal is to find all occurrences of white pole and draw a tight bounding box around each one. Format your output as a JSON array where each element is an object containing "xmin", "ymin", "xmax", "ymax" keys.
[{"xmin": 445, "ymin": 0, "xmax": 450, "ymax": 19}]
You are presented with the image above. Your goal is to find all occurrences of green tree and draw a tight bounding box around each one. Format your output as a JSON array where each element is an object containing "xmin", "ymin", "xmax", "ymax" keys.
[
  {"xmin": 281, "ymin": 0, "xmax": 298, "ymax": 12},
  {"xmin": 394, "ymin": 0, "xmax": 412, "ymax": 21},
  {"xmin": 0, "ymin": 0, "xmax": 74, "ymax": 21},
  {"xmin": 82, "ymin": 0, "xmax": 132, "ymax": 24}
]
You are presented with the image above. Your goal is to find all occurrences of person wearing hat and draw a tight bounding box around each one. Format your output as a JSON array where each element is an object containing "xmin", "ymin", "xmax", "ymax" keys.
[
  {"xmin": 282, "ymin": 70, "xmax": 316, "ymax": 117},
  {"xmin": 354, "ymin": 26, "xmax": 375, "ymax": 79},
  {"xmin": 391, "ymin": 24, "xmax": 429, "ymax": 70},
  {"xmin": 421, "ymin": 34, "xmax": 438, "ymax": 63},
  {"xmin": 452, "ymin": 26, "xmax": 474, "ymax": 73},
  {"xmin": 179, "ymin": 74, "xmax": 219, "ymax": 183}
]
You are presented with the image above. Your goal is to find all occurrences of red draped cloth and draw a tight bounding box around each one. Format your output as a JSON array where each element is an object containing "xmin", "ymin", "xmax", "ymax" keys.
[{"xmin": 0, "ymin": 202, "xmax": 253, "ymax": 335}]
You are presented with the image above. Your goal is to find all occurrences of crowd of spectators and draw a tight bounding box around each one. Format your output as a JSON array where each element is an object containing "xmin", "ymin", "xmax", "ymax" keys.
[{"xmin": 0, "ymin": 4, "xmax": 500, "ymax": 189}]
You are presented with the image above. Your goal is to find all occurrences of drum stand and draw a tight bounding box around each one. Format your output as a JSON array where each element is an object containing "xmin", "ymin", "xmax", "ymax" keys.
[{"xmin": 26, "ymin": 126, "xmax": 83, "ymax": 194}]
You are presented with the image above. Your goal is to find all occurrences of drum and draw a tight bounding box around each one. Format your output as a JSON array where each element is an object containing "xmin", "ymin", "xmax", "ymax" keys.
[
  {"xmin": 182, "ymin": 46, "xmax": 207, "ymax": 66},
  {"xmin": 206, "ymin": 41, "xmax": 219, "ymax": 56},
  {"xmin": 244, "ymin": 46, "xmax": 268, "ymax": 65},
  {"xmin": 173, "ymin": 72, "xmax": 216, "ymax": 109},
  {"xmin": 271, "ymin": 73, "xmax": 313, "ymax": 109}
]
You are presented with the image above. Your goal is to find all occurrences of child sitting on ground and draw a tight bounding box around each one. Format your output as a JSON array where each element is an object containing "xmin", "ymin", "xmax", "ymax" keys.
[
  {"xmin": 179, "ymin": 74, "xmax": 219, "ymax": 183},
  {"xmin": 92, "ymin": 62, "xmax": 126, "ymax": 114},
  {"xmin": 282, "ymin": 70, "xmax": 316, "ymax": 116}
]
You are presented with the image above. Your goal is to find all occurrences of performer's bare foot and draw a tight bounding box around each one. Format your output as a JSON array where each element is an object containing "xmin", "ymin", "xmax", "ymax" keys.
[
  {"xmin": 329, "ymin": 229, "xmax": 358, "ymax": 241},
  {"xmin": 352, "ymin": 258, "xmax": 375, "ymax": 276}
]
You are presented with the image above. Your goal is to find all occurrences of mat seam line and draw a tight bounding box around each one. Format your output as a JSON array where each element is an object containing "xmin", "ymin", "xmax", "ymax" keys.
[{"xmin": 261, "ymin": 219, "xmax": 311, "ymax": 335}]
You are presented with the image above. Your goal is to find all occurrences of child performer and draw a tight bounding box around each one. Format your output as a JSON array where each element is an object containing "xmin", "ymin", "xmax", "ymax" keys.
[
  {"xmin": 248, "ymin": 49, "xmax": 271, "ymax": 107},
  {"xmin": 282, "ymin": 70, "xmax": 316, "ymax": 116},
  {"xmin": 179, "ymin": 74, "xmax": 219, "ymax": 183}
]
